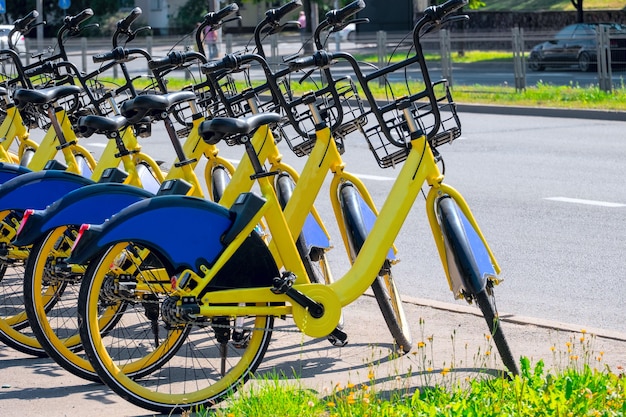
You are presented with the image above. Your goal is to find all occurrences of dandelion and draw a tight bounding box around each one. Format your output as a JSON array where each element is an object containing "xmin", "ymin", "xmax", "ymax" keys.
[
  {"xmin": 326, "ymin": 401, "xmax": 336, "ymax": 408},
  {"xmin": 362, "ymin": 397, "xmax": 370, "ymax": 405},
  {"xmin": 485, "ymin": 334, "xmax": 491, "ymax": 341},
  {"xmin": 485, "ymin": 351, "xmax": 491, "ymax": 356},
  {"xmin": 580, "ymin": 336, "xmax": 585, "ymax": 342},
  {"xmin": 347, "ymin": 393, "xmax": 356, "ymax": 405},
  {"xmin": 367, "ymin": 370, "xmax": 375, "ymax": 380},
  {"xmin": 427, "ymin": 335, "xmax": 434, "ymax": 342},
  {"xmin": 347, "ymin": 382, "xmax": 355, "ymax": 389},
  {"xmin": 441, "ymin": 367, "xmax": 450, "ymax": 376},
  {"xmin": 427, "ymin": 367, "xmax": 433, "ymax": 372},
  {"xmin": 570, "ymin": 355, "xmax": 579, "ymax": 361},
  {"xmin": 307, "ymin": 400, "xmax": 315, "ymax": 408},
  {"xmin": 417, "ymin": 341, "xmax": 426, "ymax": 348},
  {"xmin": 550, "ymin": 345, "xmax": 556, "ymax": 352},
  {"xmin": 581, "ymin": 329, "xmax": 587, "ymax": 334}
]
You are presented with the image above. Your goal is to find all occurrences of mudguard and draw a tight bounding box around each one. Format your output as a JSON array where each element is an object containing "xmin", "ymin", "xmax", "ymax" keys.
[
  {"xmin": 69, "ymin": 195, "xmax": 279, "ymax": 291},
  {"xmin": 13, "ymin": 183, "xmax": 155, "ymax": 247},
  {"xmin": 0, "ymin": 170, "xmax": 94, "ymax": 212},
  {"xmin": 437, "ymin": 196, "xmax": 495, "ymax": 295},
  {"xmin": 0, "ymin": 162, "xmax": 31, "ymax": 185}
]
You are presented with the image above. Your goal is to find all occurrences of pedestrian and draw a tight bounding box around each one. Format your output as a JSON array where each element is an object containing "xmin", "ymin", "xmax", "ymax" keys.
[
  {"xmin": 298, "ymin": 11, "xmax": 306, "ymax": 42},
  {"xmin": 204, "ymin": 26, "xmax": 219, "ymax": 59}
]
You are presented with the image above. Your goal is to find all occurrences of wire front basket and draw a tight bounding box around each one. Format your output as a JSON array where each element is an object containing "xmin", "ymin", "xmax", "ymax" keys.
[
  {"xmin": 280, "ymin": 74, "xmax": 368, "ymax": 157},
  {"xmin": 361, "ymin": 80, "xmax": 461, "ymax": 169}
]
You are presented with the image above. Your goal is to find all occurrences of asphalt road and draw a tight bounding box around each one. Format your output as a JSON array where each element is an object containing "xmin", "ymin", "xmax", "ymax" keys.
[{"xmin": 67, "ymin": 109, "xmax": 625, "ymax": 334}]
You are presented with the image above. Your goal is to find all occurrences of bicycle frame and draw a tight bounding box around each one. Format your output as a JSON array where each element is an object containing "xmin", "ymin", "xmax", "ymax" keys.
[{"xmin": 175, "ymin": 121, "xmax": 498, "ymax": 338}]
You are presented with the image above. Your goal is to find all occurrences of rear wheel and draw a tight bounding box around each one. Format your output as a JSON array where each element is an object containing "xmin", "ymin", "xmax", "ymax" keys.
[
  {"xmin": 0, "ymin": 210, "xmax": 47, "ymax": 357},
  {"xmin": 437, "ymin": 197, "xmax": 518, "ymax": 376},
  {"xmin": 527, "ymin": 55, "xmax": 545, "ymax": 71},
  {"xmin": 78, "ymin": 241, "xmax": 273, "ymax": 414},
  {"xmin": 339, "ymin": 183, "xmax": 412, "ymax": 353},
  {"xmin": 24, "ymin": 226, "xmax": 124, "ymax": 381}
]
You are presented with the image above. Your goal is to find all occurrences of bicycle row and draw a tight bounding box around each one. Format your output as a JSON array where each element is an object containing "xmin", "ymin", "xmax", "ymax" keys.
[{"xmin": 0, "ymin": 0, "xmax": 519, "ymax": 413}]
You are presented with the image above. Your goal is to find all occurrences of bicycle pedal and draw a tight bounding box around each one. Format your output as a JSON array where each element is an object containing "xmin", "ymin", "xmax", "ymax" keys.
[{"xmin": 327, "ymin": 328, "xmax": 348, "ymax": 347}]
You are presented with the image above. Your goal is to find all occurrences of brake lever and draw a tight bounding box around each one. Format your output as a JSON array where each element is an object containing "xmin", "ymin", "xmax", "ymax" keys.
[{"xmin": 268, "ymin": 20, "xmax": 299, "ymax": 36}]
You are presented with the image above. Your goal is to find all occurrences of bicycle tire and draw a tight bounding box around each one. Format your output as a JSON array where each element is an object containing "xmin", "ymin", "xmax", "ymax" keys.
[
  {"xmin": 275, "ymin": 173, "xmax": 332, "ymax": 285},
  {"xmin": 0, "ymin": 212, "xmax": 49, "ymax": 356},
  {"xmin": 211, "ymin": 165, "xmax": 231, "ymax": 203},
  {"xmin": 24, "ymin": 226, "xmax": 127, "ymax": 381},
  {"xmin": 437, "ymin": 196, "xmax": 519, "ymax": 376},
  {"xmin": 78, "ymin": 240, "xmax": 274, "ymax": 414},
  {"xmin": 339, "ymin": 182, "xmax": 412, "ymax": 353}
]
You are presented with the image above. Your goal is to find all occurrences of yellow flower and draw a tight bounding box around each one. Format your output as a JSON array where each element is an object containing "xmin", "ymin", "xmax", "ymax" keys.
[
  {"xmin": 441, "ymin": 367, "xmax": 450, "ymax": 376},
  {"xmin": 485, "ymin": 351, "xmax": 491, "ymax": 356},
  {"xmin": 347, "ymin": 393, "xmax": 356, "ymax": 405},
  {"xmin": 570, "ymin": 355, "xmax": 579, "ymax": 361},
  {"xmin": 417, "ymin": 341, "xmax": 426, "ymax": 348},
  {"xmin": 580, "ymin": 336, "xmax": 585, "ymax": 342},
  {"xmin": 550, "ymin": 346, "xmax": 556, "ymax": 352},
  {"xmin": 427, "ymin": 367, "xmax": 433, "ymax": 372},
  {"xmin": 485, "ymin": 334, "xmax": 491, "ymax": 341},
  {"xmin": 326, "ymin": 401, "xmax": 336, "ymax": 408},
  {"xmin": 581, "ymin": 329, "xmax": 587, "ymax": 334},
  {"xmin": 347, "ymin": 382, "xmax": 355, "ymax": 389},
  {"xmin": 367, "ymin": 370, "xmax": 375, "ymax": 380}
]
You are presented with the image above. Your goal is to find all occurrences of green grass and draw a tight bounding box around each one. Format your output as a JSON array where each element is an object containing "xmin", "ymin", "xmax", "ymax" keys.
[
  {"xmin": 193, "ymin": 331, "xmax": 626, "ymax": 417},
  {"xmin": 479, "ymin": 0, "xmax": 625, "ymax": 12},
  {"xmin": 202, "ymin": 359, "xmax": 626, "ymax": 417}
]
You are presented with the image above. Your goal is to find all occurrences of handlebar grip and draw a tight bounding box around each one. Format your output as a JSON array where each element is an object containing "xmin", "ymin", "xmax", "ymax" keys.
[
  {"xmin": 25, "ymin": 62, "xmax": 55, "ymax": 77},
  {"xmin": 118, "ymin": 7, "xmax": 142, "ymax": 31},
  {"xmin": 66, "ymin": 9, "xmax": 94, "ymax": 27},
  {"xmin": 14, "ymin": 10, "xmax": 39, "ymax": 31},
  {"xmin": 288, "ymin": 50, "xmax": 333, "ymax": 71},
  {"xmin": 431, "ymin": 0, "xmax": 468, "ymax": 20},
  {"xmin": 326, "ymin": 0, "xmax": 365, "ymax": 24},
  {"xmin": 92, "ymin": 47, "xmax": 126, "ymax": 63},
  {"xmin": 201, "ymin": 53, "xmax": 252, "ymax": 74},
  {"xmin": 204, "ymin": 3, "xmax": 239, "ymax": 25},
  {"xmin": 148, "ymin": 51, "xmax": 187, "ymax": 70},
  {"xmin": 266, "ymin": 0, "xmax": 302, "ymax": 23}
]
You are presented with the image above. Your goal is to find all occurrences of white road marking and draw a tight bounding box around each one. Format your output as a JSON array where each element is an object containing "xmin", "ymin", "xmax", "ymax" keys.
[{"xmin": 545, "ymin": 197, "xmax": 626, "ymax": 208}]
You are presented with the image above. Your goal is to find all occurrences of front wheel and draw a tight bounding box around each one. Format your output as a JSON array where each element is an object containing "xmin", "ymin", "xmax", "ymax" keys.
[
  {"xmin": 578, "ymin": 52, "xmax": 595, "ymax": 72},
  {"xmin": 437, "ymin": 197, "xmax": 519, "ymax": 376},
  {"xmin": 78, "ymin": 241, "xmax": 274, "ymax": 414},
  {"xmin": 339, "ymin": 183, "xmax": 412, "ymax": 353}
]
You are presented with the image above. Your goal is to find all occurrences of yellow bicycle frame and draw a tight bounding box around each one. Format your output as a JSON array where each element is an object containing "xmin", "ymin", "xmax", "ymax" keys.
[
  {"xmin": 172, "ymin": 118, "xmax": 500, "ymax": 338},
  {"xmin": 0, "ymin": 105, "xmax": 33, "ymax": 164}
]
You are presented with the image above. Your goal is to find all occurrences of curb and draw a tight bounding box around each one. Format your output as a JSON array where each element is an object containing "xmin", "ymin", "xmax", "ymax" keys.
[
  {"xmin": 456, "ymin": 103, "xmax": 626, "ymax": 121},
  {"xmin": 393, "ymin": 294, "xmax": 626, "ymax": 343}
]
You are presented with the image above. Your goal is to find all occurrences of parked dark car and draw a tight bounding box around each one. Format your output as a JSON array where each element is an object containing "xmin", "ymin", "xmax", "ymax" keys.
[{"xmin": 528, "ymin": 23, "xmax": 626, "ymax": 72}]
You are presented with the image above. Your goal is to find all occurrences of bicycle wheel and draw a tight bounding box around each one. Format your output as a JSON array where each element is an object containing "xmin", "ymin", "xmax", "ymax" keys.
[
  {"xmin": 78, "ymin": 241, "xmax": 274, "ymax": 413},
  {"xmin": 437, "ymin": 196, "xmax": 519, "ymax": 376},
  {"xmin": 0, "ymin": 209, "xmax": 48, "ymax": 356},
  {"xmin": 275, "ymin": 173, "xmax": 333, "ymax": 286},
  {"xmin": 211, "ymin": 165, "xmax": 231, "ymax": 203},
  {"xmin": 339, "ymin": 182, "xmax": 412, "ymax": 353},
  {"xmin": 24, "ymin": 225, "xmax": 126, "ymax": 381}
]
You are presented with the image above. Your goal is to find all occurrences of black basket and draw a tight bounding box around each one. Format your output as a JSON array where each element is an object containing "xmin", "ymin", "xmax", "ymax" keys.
[
  {"xmin": 280, "ymin": 74, "xmax": 368, "ymax": 157},
  {"xmin": 361, "ymin": 80, "xmax": 461, "ymax": 169}
]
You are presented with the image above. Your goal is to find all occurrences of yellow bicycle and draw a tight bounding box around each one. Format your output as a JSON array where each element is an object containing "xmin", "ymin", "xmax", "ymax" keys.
[{"xmin": 70, "ymin": 0, "xmax": 518, "ymax": 413}]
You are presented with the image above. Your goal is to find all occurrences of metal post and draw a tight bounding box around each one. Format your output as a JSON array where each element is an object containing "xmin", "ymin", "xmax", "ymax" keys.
[
  {"xmin": 596, "ymin": 26, "xmax": 612, "ymax": 93},
  {"xmin": 225, "ymin": 33, "xmax": 233, "ymax": 55},
  {"xmin": 377, "ymin": 30, "xmax": 387, "ymax": 87},
  {"xmin": 81, "ymin": 37, "xmax": 87, "ymax": 73},
  {"xmin": 440, "ymin": 29, "xmax": 452, "ymax": 86},
  {"xmin": 512, "ymin": 26, "xmax": 526, "ymax": 92}
]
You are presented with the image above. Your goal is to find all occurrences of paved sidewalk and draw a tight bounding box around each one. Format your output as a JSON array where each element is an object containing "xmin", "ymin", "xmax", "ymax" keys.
[{"xmin": 1, "ymin": 294, "xmax": 625, "ymax": 417}]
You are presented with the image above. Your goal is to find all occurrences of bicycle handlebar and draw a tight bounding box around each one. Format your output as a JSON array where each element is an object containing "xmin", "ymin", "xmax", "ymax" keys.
[
  {"xmin": 149, "ymin": 50, "xmax": 207, "ymax": 70},
  {"xmin": 207, "ymin": 2, "xmax": 239, "ymax": 24},
  {"xmin": 64, "ymin": 8, "xmax": 94, "ymax": 28},
  {"xmin": 13, "ymin": 10, "xmax": 39, "ymax": 32},
  {"xmin": 265, "ymin": 0, "xmax": 302, "ymax": 23},
  {"xmin": 118, "ymin": 7, "xmax": 142, "ymax": 32},
  {"xmin": 93, "ymin": 47, "xmax": 151, "ymax": 63},
  {"xmin": 325, "ymin": 0, "xmax": 364, "ymax": 25}
]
